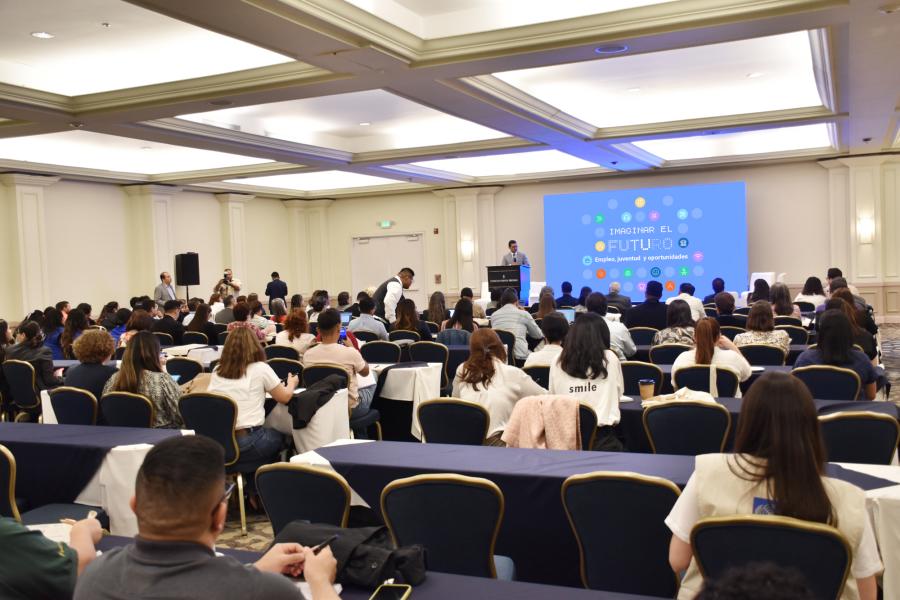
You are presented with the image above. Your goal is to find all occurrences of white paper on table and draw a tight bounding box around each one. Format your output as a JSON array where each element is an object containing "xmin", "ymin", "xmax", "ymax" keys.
[
  {"xmin": 27, "ymin": 522, "xmax": 73, "ymax": 544},
  {"xmin": 296, "ymin": 581, "xmax": 342, "ymax": 599}
]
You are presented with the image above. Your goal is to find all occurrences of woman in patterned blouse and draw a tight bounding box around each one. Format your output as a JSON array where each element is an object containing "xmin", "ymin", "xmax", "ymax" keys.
[
  {"xmin": 651, "ymin": 300, "xmax": 696, "ymax": 347},
  {"xmin": 733, "ymin": 300, "xmax": 791, "ymax": 354}
]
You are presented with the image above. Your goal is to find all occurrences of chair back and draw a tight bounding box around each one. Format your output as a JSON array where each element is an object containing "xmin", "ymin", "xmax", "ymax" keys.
[
  {"xmin": 165, "ymin": 357, "xmax": 204, "ymax": 384},
  {"xmin": 303, "ymin": 364, "xmax": 349, "ymax": 388},
  {"xmin": 389, "ymin": 330, "xmax": 420, "ymax": 343},
  {"xmin": 217, "ymin": 331, "xmax": 229, "ymax": 344},
  {"xmin": 100, "ymin": 392, "xmax": 155, "ymax": 428},
  {"xmin": 153, "ymin": 332, "xmax": 174, "ymax": 346},
  {"xmin": 737, "ymin": 344, "xmax": 786, "ymax": 366},
  {"xmin": 381, "ymin": 474, "xmax": 504, "ymax": 577},
  {"xmin": 0, "ymin": 445, "xmax": 22, "ymax": 520},
  {"xmin": 213, "ymin": 323, "xmax": 228, "ymax": 334},
  {"xmin": 627, "ymin": 327, "xmax": 658, "ymax": 345},
  {"xmin": 774, "ymin": 315, "xmax": 803, "ymax": 327},
  {"xmin": 179, "ymin": 393, "xmax": 239, "ymax": 465},
  {"xmin": 265, "ymin": 345, "xmax": 300, "ymax": 361},
  {"xmin": 48, "ymin": 387, "xmax": 98, "ymax": 425},
  {"xmin": 563, "ymin": 473, "xmax": 679, "ymax": 596},
  {"xmin": 182, "ymin": 331, "xmax": 209, "ymax": 345},
  {"xmin": 648, "ymin": 344, "xmax": 692, "ymax": 365},
  {"xmin": 606, "ymin": 306, "xmax": 620, "ymax": 314},
  {"xmin": 719, "ymin": 326, "xmax": 746, "ymax": 340},
  {"xmin": 734, "ymin": 306, "xmax": 751, "ymax": 315},
  {"xmin": 409, "ymin": 342, "xmax": 450, "ymax": 387},
  {"xmin": 578, "ymin": 404, "xmax": 598, "ymax": 450},
  {"xmin": 425, "ymin": 321, "xmax": 440, "ymax": 334},
  {"xmin": 492, "ymin": 329, "xmax": 516, "ymax": 365},
  {"xmin": 673, "ymin": 365, "xmax": 740, "ymax": 397},
  {"xmin": 115, "ymin": 346, "xmax": 127, "ymax": 360},
  {"xmin": 308, "ymin": 322, "xmax": 318, "ymax": 336},
  {"xmin": 642, "ymin": 401, "xmax": 731, "ymax": 455},
  {"xmin": 417, "ymin": 399, "xmax": 489, "ymax": 445},
  {"xmin": 267, "ymin": 358, "xmax": 303, "ymax": 381},
  {"xmin": 256, "ymin": 463, "xmax": 351, "ymax": 536},
  {"xmin": 621, "ymin": 361, "xmax": 664, "ymax": 396},
  {"xmin": 792, "ymin": 366, "xmax": 861, "ymax": 401},
  {"xmin": 436, "ymin": 328, "xmax": 470, "ymax": 346},
  {"xmin": 819, "ymin": 412, "xmax": 900, "ymax": 465},
  {"xmin": 691, "ymin": 515, "xmax": 851, "ymax": 600},
  {"xmin": 1, "ymin": 360, "xmax": 40, "ymax": 409},
  {"xmin": 522, "ymin": 365, "xmax": 549, "ymax": 389},
  {"xmin": 361, "ymin": 341, "xmax": 402, "ymax": 364},
  {"xmin": 776, "ymin": 325, "xmax": 810, "ymax": 345},
  {"xmin": 353, "ymin": 330, "xmax": 379, "ymax": 342},
  {"xmin": 796, "ymin": 301, "xmax": 816, "ymax": 312},
  {"xmin": 703, "ymin": 307, "xmax": 718, "ymax": 318}
]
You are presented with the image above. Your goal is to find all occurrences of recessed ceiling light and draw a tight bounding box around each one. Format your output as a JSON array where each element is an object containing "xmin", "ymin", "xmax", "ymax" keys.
[
  {"xmin": 358, "ymin": 122, "xmax": 371, "ymax": 126},
  {"xmin": 140, "ymin": 146, "xmax": 153, "ymax": 150},
  {"xmin": 594, "ymin": 44, "xmax": 629, "ymax": 55},
  {"xmin": 627, "ymin": 87, "xmax": 642, "ymax": 93},
  {"xmin": 746, "ymin": 72, "xmax": 764, "ymax": 78},
  {"xmin": 878, "ymin": 2, "xmax": 900, "ymax": 13},
  {"xmin": 30, "ymin": 31, "xmax": 54, "ymax": 39},
  {"xmin": 100, "ymin": 22, "xmax": 111, "ymax": 28}
]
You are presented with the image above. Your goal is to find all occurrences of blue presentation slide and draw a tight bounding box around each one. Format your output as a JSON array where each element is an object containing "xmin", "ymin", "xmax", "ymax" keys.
[{"xmin": 543, "ymin": 182, "xmax": 747, "ymax": 300}]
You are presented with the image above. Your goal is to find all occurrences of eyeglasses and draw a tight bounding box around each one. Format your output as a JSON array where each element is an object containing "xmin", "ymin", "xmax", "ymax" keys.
[{"xmin": 213, "ymin": 481, "xmax": 236, "ymax": 515}]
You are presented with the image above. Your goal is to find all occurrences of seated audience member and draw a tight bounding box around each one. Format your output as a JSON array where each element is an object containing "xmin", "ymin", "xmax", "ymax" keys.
[
  {"xmin": 822, "ymin": 277, "xmax": 868, "ymax": 314},
  {"xmin": 307, "ymin": 294, "xmax": 328, "ymax": 324},
  {"xmin": 770, "ymin": 282, "xmax": 800, "ymax": 318},
  {"xmin": 702, "ymin": 277, "xmax": 725, "ymax": 305},
  {"xmin": 207, "ymin": 293, "xmax": 224, "ymax": 317},
  {"xmin": 529, "ymin": 286, "xmax": 554, "ymax": 314},
  {"xmin": 61, "ymin": 308, "xmax": 89, "ymax": 359},
  {"xmin": 831, "ymin": 288, "xmax": 878, "ymax": 336},
  {"xmin": 0, "ymin": 320, "xmax": 11, "ymax": 349},
  {"xmin": 671, "ymin": 318, "xmax": 751, "ymax": 396},
  {"xmin": 66, "ymin": 330, "xmax": 118, "ymax": 402},
  {"xmin": 423, "ymin": 291, "xmax": 450, "ymax": 324},
  {"xmin": 606, "ymin": 281, "xmax": 632, "ymax": 313},
  {"xmin": 825, "ymin": 266, "xmax": 861, "ymax": 296},
  {"xmin": 665, "ymin": 282, "xmax": 704, "ymax": 322},
  {"xmin": 274, "ymin": 309, "xmax": 317, "ymax": 358},
  {"xmin": 336, "ymin": 291, "xmax": 351, "ymax": 312},
  {"xmin": 344, "ymin": 291, "xmax": 366, "ymax": 318},
  {"xmin": 180, "ymin": 298, "xmax": 199, "ymax": 327},
  {"xmin": 42, "ymin": 307, "xmax": 66, "ymax": 360},
  {"xmin": 486, "ymin": 288, "xmax": 502, "ymax": 311},
  {"xmin": 665, "ymin": 372, "xmax": 881, "ymax": 600},
  {"xmin": 103, "ymin": 331, "xmax": 183, "ymax": 428},
  {"xmin": 227, "ymin": 302, "xmax": 266, "ymax": 343},
  {"xmin": 652, "ymin": 300, "xmax": 696, "ymax": 347},
  {"xmin": 57, "ymin": 301, "xmax": 71, "ymax": 323},
  {"xmin": 623, "ymin": 280, "xmax": 668, "ymax": 330},
  {"xmin": 185, "ymin": 303, "xmax": 219, "ymax": 343},
  {"xmin": 151, "ymin": 300, "xmax": 185, "ymax": 345},
  {"xmin": 714, "ymin": 292, "xmax": 745, "ymax": 327},
  {"xmin": 437, "ymin": 299, "xmax": 477, "ymax": 345},
  {"xmin": 5, "ymin": 321, "xmax": 64, "ymax": 390},
  {"xmin": 347, "ymin": 296, "xmax": 389, "ymax": 340},
  {"xmin": 555, "ymin": 281, "xmax": 578, "ymax": 308},
  {"xmin": 524, "ymin": 312, "xmax": 568, "ymax": 368},
  {"xmin": 548, "ymin": 312, "xmax": 623, "ymax": 450},
  {"xmin": 270, "ymin": 298, "xmax": 288, "ymax": 324},
  {"xmin": 694, "ymin": 562, "xmax": 816, "ymax": 600},
  {"xmin": 452, "ymin": 328, "xmax": 546, "ymax": 446},
  {"xmin": 290, "ymin": 294, "xmax": 304, "ymax": 312},
  {"xmin": 247, "ymin": 293, "xmax": 265, "ymax": 316},
  {"xmin": 460, "ymin": 287, "xmax": 486, "ymax": 319},
  {"xmin": 489, "ymin": 288, "xmax": 542, "ymax": 363},
  {"xmin": 97, "ymin": 302, "xmax": 119, "ymax": 329},
  {"xmin": 249, "ymin": 301, "xmax": 276, "ymax": 336},
  {"xmin": 825, "ymin": 296, "xmax": 877, "ymax": 361},
  {"xmin": 107, "ymin": 308, "xmax": 132, "ymax": 346},
  {"xmin": 304, "ymin": 309, "xmax": 373, "ymax": 420},
  {"xmin": 794, "ymin": 310, "xmax": 877, "ymax": 400},
  {"xmin": 118, "ymin": 310, "xmax": 155, "ymax": 348},
  {"xmin": 748, "ymin": 278, "xmax": 770, "ymax": 304},
  {"xmin": 1, "ymin": 514, "xmax": 101, "ymax": 599},
  {"xmin": 390, "ymin": 298, "xmax": 433, "ymax": 342},
  {"xmin": 795, "ymin": 276, "xmax": 827, "ymax": 307},
  {"xmin": 214, "ymin": 295, "xmax": 236, "ymax": 325},
  {"xmin": 575, "ymin": 286, "xmax": 593, "ymax": 312},
  {"xmin": 733, "ymin": 300, "xmax": 791, "ymax": 354},
  {"xmin": 586, "ymin": 292, "xmax": 635, "ymax": 359},
  {"xmin": 534, "ymin": 293, "xmax": 557, "ymax": 319},
  {"xmin": 208, "ymin": 327, "xmax": 296, "ymax": 471},
  {"xmin": 76, "ymin": 303, "xmax": 94, "ymax": 325},
  {"xmin": 74, "ymin": 435, "xmax": 338, "ymax": 600}
]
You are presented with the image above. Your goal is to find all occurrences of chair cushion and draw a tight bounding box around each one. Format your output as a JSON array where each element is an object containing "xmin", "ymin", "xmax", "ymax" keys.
[
  {"xmin": 350, "ymin": 408, "xmax": 380, "ymax": 428},
  {"xmin": 22, "ymin": 504, "xmax": 109, "ymax": 529},
  {"xmin": 494, "ymin": 555, "xmax": 516, "ymax": 581}
]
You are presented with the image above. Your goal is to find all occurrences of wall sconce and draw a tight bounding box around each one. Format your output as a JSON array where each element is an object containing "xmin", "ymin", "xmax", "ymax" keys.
[
  {"xmin": 857, "ymin": 216, "xmax": 875, "ymax": 245},
  {"xmin": 460, "ymin": 238, "xmax": 475, "ymax": 262}
]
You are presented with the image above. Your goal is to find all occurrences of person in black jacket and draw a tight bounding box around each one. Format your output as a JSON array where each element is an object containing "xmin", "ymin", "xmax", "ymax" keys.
[
  {"xmin": 5, "ymin": 321, "xmax": 63, "ymax": 390},
  {"xmin": 622, "ymin": 281, "xmax": 668, "ymax": 330},
  {"xmin": 151, "ymin": 300, "xmax": 185, "ymax": 345},
  {"xmin": 65, "ymin": 330, "xmax": 117, "ymax": 403}
]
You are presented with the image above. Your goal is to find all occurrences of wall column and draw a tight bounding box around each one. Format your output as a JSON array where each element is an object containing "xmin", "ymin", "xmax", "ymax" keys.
[
  {"xmin": 216, "ymin": 193, "xmax": 254, "ymax": 284},
  {"xmin": 123, "ymin": 184, "xmax": 180, "ymax": 297},
  {"xmin": 283, "ymin": 199, "xmax": 333, "ymax": 297},
  {"xmin": 433, "ymin": 187, "xmax": 502, "ymax": 294},
  {"xmin": 0, "ymin": 173, "xmax": 59, "ymax": 316}
]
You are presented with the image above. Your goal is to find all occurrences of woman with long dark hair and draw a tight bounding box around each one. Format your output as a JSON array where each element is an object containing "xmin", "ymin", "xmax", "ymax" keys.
[
  {"xmin": 795, "ymin": 276, "xmax": 827, "ymax": 307},
  {"xmin": 748, "ymin": 278, "xmax": 770, "ymax": 304},
  {"xmin": 534, "ymin": 293, "xmax": 557, "ymax": 320},
  {"xmin": 5, "ymin": 321, "xmax": 63, "ymax": 390},
  {"xmin": 733, "ymin": 300, "xmax": 790, "ymax": 353},
  {"xmin": 391, "ymin": 298, "xmax": 432, "ymax": 341},
  {"xmin": 441, "ymin": 298, "xmax": 477, "ymax": 333},
  {"xmin": 824, "ymin": 297, "xmax": 877, "ymax": 362},
  {"xmin": 185, "ymin": 303, "xmax": 218, "ymax": 343},
  {"xmin": 575, "ymin": 286, "xmax": 593, "ymax": 311},
  {"xmin": 98, "ymin": 302, "xmax": 119, "ymax": 329},
  {"xmin": 671, "ymin": 317, "xmax": 751, "ymax": 395},
  {"xmin": 424, "ymin": 291, "xmax": 449, "ymax": 324},
  {"xmin": 665, "ymin": 372, "xmax": 881, "ymax": 600},
  {"xmin": 107, "ymin": 308, "xmax": 132, "ymax": 347},
  {"xmin": 41, "ymin": 307, "xmax": 65, "ymax": 359},
  {"xmin": 770, "ymin": 282, "xmax": 800, "ymax": 317},
  {"xmin": 651, "ymin": 299, "xmax": 695, "ymax": 346},
  {"xmin": 60, "ymin": 308, "xmax": 89, "ymax": 359}
]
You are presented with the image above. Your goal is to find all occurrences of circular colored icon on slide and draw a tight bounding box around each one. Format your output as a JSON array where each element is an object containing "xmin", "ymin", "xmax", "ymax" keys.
[
  {"xmin": 595, "ymin": 241, "xmax": 606, "ymax": 252},
  {"xmin": 623, "ymin": 268, "xmax": 633, "ymax": 278},
  {"xmin": 595, "ymin": 214, "xmax": 605, "ymax": 224},
  {"xmin": 665, "ymin": 280, "xmax": 676, "ymax": 291},
  {"xmin": 582, "ymin": 255, "xmax": 593, "ymax": 266},
  {"xmin": 649, "ymin": 210, "xmax": 660, "ymax": 221},
  {"xmin": 634, "ymin": 196, "xmax": 646, "ymax": 208},
  {"xmin": 595, "ymin": 269, "xmax": 606, "ymax": 279},
  {"xmin": 650, "ymin": 267, "xmax": 662, "ymax": 277}
]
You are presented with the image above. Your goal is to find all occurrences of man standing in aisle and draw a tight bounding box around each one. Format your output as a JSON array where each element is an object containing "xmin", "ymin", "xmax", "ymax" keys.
[
  {"xmin": 373, "ymin": 268, "xmax": 414, "ymax": 323},
  {"xmin": 153, "ymin": 272, "xmax": 177, "ymax": 310},
  {"xmin": 264, "ymin": 272, "xmax": 288, "ymax": 313},
  {"xmin": 501, "ymin": 240, "xmax": 529, "ymax": 266}
]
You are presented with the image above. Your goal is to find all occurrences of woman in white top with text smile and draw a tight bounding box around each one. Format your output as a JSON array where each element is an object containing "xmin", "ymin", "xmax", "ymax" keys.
[
  {"xmin": 549, "ymin": 312, "xmax": 624, "ymax": 451},
  {"xmin": 671, "ymin": 317, "xmax": 752, "ymax": 396},
  {"xmin": 452, "ymin": 328, "xmax": 546, "ymax": 446}
]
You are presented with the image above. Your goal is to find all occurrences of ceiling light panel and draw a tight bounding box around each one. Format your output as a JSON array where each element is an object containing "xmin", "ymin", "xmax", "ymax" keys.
[
  {"xmin": 494, "ymin": 31, "xmax": 823, "ymax": 128},
  {"xmin": 407, "ymin": 149, "xmax": 601, "ymax": 177},
  {"xmin": 180, "ymin": 90, "xmax": 508, "ymax": 153},
  {"xmin": 0, "ymin": 131, "xmax": 271, "ymax": 173},
  {"xmin": 629, "ymin": 124, "xmax": 834, "ymax": 161},
  {"xmin": 0, "ymin": 0, "xmax": 292, "ymax": 95},
  {"xmin": 224, "ymin": 171, "xmax": 405, "ymax": 191},
  {"xmin": 346, "ymin": 0, "xmax": 676, "ymax": 39}
]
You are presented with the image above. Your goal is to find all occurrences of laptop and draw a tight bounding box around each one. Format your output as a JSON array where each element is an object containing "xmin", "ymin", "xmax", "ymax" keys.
[
  {"xmin": 341, "ymin": 312, "xmax": 352, "ymax": 326},
  {"xmin": 558, "ymin": 308, "xmax": 576, "ymax": 323}
]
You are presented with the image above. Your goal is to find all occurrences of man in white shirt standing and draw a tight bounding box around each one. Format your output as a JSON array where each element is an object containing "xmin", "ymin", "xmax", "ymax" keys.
[
  {"xmin": 665, "ymin": 283, "xmax": 705, "ymax": 322},
  {"xmin": 585, "ymin": 292, "xmax": 636, "ymax": 360},
  {"xmin": 500, "ymin": 240, "xmax": 529, "ymax": 266},
  {"xmin": 372, "ymin": 268, "xmax": 414, "ymax": 323}
]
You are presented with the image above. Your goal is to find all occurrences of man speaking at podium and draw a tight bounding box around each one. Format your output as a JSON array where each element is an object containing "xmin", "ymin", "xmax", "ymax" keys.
[{"xmin": 501, "ymin": 240, "xmax": 529, "ymax": 266}]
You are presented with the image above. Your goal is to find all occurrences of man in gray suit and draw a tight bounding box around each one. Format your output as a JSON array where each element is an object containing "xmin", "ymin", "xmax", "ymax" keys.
[
  {"xmin": 500, "ymin": 240, "xmax": 529, "ymax": 266},
  {"xmin": 153, "ymin": 272, "xmax": 177, "ymax": 309}
]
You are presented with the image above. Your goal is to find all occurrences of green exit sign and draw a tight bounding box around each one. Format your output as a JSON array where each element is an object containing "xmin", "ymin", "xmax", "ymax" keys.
[{"xmin": 378, "ymin": 220, "xmax": 394, "ymax": 229}]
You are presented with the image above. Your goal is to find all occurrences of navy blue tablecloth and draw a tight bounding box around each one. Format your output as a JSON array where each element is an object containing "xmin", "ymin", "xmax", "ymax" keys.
[
  {"xmin": 0, "ymin": 423, "xmax": 181, "ymax": 508},
  {"xmin": 317, "ymin": 441, "xmax": 898, "ymax": 588}
]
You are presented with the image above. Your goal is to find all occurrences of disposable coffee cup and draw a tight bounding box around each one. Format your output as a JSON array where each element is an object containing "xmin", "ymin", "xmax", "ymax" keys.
[{"xmin": 638, "ymin": 379, "xmax": 656, "ymax": 400}]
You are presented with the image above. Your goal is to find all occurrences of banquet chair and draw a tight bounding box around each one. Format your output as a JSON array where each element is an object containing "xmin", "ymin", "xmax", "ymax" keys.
[
  {"xmin": 264, "ymin": 345, "xmax": 300, "ymax": 361},
  {"xmin": 627, "ymin": 327, "xmax": 658, "ymax": 345},
  {"xmin": 153, "ymin": 332, "xmax": 174, "ymax": 346},
  {"xmin": 436, "ymin": 328, "xmax": 470, "ymax": 346},
  {"xmin": 302, "ymin": 364, "xmax": 348, "ymax": 388},
  {"xmin": 217, "ymin": 331, "xmax": 229, "ymax": 344},
  {"xmin": 352, "ymin": 330, "xmax": 379, "ymax": 342},
  {"xmin": 704, "ymin": 307, "xmax": 718, "ymax": 318},
  {"xmin": 621, "ymin": 361, "xmax": 663, "ymax": 396},
  {"xmin": 774, "ymin": 315, "xmax": 803, "ymax": 327},
  {"xmin": 691, "ymin": 515, "xmax": 850, "ymax": 600},
  {"xmin": 425, "ymin": 321, "xmax": 440, "ymax": 334},
  {"xmin": 100, "ymin": 392, "xmax": 155, "ymax": 428},
  {"xmin": 256, "ymin": 463, "xmax": 351, "ymax": 536},
  {"xmin": 2, "ymin": 360, "xmax": 42, "ymax": 422},
  {"xmin": 409, "ymin": 341, "xmax": 451, "ymax": 390},
  {"xmin": 737, "ymin": 344, "xmax": 787, "ymax": 366},
  {"xmin": 267, "ymin": 358, "xmax": 303, "ymax": 381},
  {"xmin": 776, "ymin": 325, "xmax": 810, "ymax": 345},
  {"xmin": 165, "ymin": 357, "xmax": 204, "ymax": 384},
  {"xmin": 792, "ymin": 366, "xmax": 861, "ymax": 401},
  {"xmin": 522, "ymin": 365, "xmax": 550, "ymax": 389},
  {"xmin": 734, "ymin": 307, "xmax": 751, "ymax": 315},
  {"xmin": 492, "ymin": 330, "xmax": 517, "ymax": 366},
  {"xmin": 673, "ymin": 366, "xmax": 740, "ymax": 397},
  {"xmin": 719, "ymin": 326, "xmax": 746, "ymax": 341},
  {"xmin": 182, "ymin": 331, "xmax": 209, "ymax": 345},
  {"xmin": 562, "ymin": 472, "xmax": 680, "ymax": 596},
  {"xmin": 361, "ymin": 341, "xmax": 402, "ymax": 364},
  {"xmin": 213, "ymin": 323, "xmax": 228, "ymax": 334},
  {"xmin": 578, "ymin": 404, "xmax": 598, "ymax": 451},
  {"xmin": 643, "ymin": 402, "xmax": 731, "ymax": 455},
  {"xmin": 48, "ymin": 386, "xmax": 98, "ymax": 425},
  {"xmin": 381, "ymin": 474, "xmax": 514, "ymax": 580},
  {"xmin": 819, "ymin": 412, "xmax": 899, "ymax": 465},
  {"xmin": 648, "ymin": 344, "xmax": 692, "ymax": 365},
  {"xmin": 389, "ymin": 330, "xmax": 420, "ymax": 343},
  {"xmin": 795, "ymin": 301, "xmax": 816, "ymax": 313},
  {"xmin": 418, "ymin": 399, "xmax": 489, "ymax": 445},
  {"xmin": 308, "ymin": 322, "xmax": 318, "ymax": 336}
]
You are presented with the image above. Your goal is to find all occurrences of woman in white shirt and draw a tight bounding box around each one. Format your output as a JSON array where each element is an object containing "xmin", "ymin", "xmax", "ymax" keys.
[
  {"xmin": 665, "ymin": 372, "xmax": 881, "ymax": 600},
  {"xmin": 274, "ymin": 309, "xmax": 316, "ymax": 360},
  {"xmin": 794, "ymin": 276, "xmax": 827, "ymax": 308},
  {"xmin": 452, "ymin": 328, "xmax": 546, "ymax": 446},
  {"xmin": 548, "ymin": 312, "xmax": 624, "ymax": 450},
  {"xmin": 671, "ymin": 317, "xmax": 752, "ymax": 396},
  {"xmin": 249, "ymin": 301, "xmax": 276, "ymax": 336}
]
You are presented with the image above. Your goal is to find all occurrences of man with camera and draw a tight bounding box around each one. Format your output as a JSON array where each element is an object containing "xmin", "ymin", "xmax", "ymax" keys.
[{"xmin": 214, "ymin": 268, "xmax": 242, "ymax": 296}]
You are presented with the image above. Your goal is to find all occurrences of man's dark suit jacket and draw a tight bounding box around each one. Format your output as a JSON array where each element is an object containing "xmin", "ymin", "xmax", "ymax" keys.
[
  {"xmin": 151, "ymin": 315, "xmax": 185, "ymax": 345},
  {"xmin": 622, "ymin": 298, "xmax": 668, "ymax": 330}
]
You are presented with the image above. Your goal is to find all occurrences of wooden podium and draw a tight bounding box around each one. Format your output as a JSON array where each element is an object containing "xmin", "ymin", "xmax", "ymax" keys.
[{"xmin": 487, "ymin": 265, "xmax": 531, "ymax": 305}]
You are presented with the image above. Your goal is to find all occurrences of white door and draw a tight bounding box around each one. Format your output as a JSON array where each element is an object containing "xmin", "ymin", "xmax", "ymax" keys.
[{"xmin": 351, "ymin": 234, "xmax": 426, "ymax": 309}]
